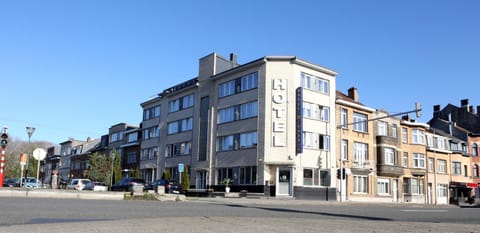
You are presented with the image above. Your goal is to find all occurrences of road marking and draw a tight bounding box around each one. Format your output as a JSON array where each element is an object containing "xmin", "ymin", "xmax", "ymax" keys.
[{"xmin": 401, "ymin": 209, "xmax": 448, "ymax": 213}]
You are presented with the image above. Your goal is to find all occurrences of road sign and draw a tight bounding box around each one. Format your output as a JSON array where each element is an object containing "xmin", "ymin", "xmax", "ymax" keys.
[
  {"xmin": 33, "ymin": 148, "xmax": 47, "ymax": 161},
  {"xmin": 178, "ymin": 163, "xmax": 184, "ymax": 173}
]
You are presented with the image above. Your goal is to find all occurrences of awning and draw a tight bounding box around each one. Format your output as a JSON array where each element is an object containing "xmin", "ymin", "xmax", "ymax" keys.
[{"xmin": 467, "ymin": 183, "xmax": 478, "ymax": 188}]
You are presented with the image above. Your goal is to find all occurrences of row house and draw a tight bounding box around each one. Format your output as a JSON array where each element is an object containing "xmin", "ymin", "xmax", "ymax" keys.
[
  {"xmin": 108, "ymin": 123, "xmax": 140, "ymax": 179},
  {"xmin": 139, "ymin": 52, "xmax": 338, "ymax": 199},
  {"xmin": 69, "ymin": 138, "xmax": 102, "ymax": 178}
]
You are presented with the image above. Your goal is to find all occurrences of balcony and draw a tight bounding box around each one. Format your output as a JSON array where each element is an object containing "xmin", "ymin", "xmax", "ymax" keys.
[
  {"xmin": 376, "ymin": 135, "xmax": 400, "ymax": 147},
  {"xmin": 377, "ymin": 164, "xmax": 404, "ymax": 177},
  {"xmin": 351, "ymin": 160, "xmax": 375, "ymax": 174}
]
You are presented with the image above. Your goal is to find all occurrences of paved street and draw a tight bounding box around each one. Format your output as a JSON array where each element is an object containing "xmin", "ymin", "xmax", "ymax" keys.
[{"xmin": 0, "ymin": 196, "xmax": 479, "ymax": 233}]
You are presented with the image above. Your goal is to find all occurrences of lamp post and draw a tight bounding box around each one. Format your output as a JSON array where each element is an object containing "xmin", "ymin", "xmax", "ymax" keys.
[
  {"xmin": 24, "ymin": 126, "xmax": 35, "ymax": 186},
  {"xmin": 110, "ymin": 151, "xmax": 116, "ymax": 190}
]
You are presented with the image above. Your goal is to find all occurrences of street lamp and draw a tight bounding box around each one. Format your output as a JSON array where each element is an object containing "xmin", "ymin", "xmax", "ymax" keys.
[
  {"xmin": 110, "ymin": 151, "xmax": 116, "ymax": 190},
  {"xmin": 23, "ymin": 126, "xmax": 35, "ymax": 186}
]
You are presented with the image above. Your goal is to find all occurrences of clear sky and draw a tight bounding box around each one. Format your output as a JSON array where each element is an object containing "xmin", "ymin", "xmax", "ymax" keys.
[{"xmin": 1, "ymin": 1, "xmax": 479, "ymax": 144}]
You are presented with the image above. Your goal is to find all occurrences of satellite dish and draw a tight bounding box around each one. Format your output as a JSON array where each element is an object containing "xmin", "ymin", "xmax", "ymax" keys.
[{"xmin": 33, "ymin": 148, "xmax": 47, "ymax": 161}]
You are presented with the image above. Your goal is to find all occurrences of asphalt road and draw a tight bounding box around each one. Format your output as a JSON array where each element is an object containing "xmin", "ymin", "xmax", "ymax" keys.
[{"xmin": 0, "ymin": 197, "xmax": 479, "ymax": 233}]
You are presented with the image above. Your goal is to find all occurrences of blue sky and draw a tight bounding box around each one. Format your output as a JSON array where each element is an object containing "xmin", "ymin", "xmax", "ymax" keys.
[{"xmin": 1, "ymin": 1, "xmax": 479, "ymax": 144}]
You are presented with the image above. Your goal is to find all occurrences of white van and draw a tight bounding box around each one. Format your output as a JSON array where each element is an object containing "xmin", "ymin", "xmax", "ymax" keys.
[{"xmin": 66, "ymin": 179, "xmax": 91, "ymax": 190}]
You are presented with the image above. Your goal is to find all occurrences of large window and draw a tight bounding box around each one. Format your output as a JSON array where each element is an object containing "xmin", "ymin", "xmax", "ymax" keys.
[
  {"xmin": 218, "ymin": 101, "xmax": 258, "ymax": 124},
  {"xmin": 165, "ymin": 141, "xmax": 192, "ymax": 157},
  {"xmin": 303, "ymin": 132, "xmax": 329, "ymax": 150},
  {"xmin": 384, "ymin": 148, "xmax": 395, "ymax": 165},
  {"xmin": 341, "ymin": 139, "xmax": 348, "ymax": 161},
  {"xmin": 377, "ymin": 178, "xmax": 390, "ymax": 195},
  {"xmin": 413, "ymin": 153, "xmax": 425, "ymax": 168},
  {"xmin": 474, "ymin": 164, "xmax": 479, "ymax": 178},
  {"xmin": 217, "ymin": 168, "xmax": 233, "ymax": 184},
  {"xmin": 353, "ymin": 112, "xmax": 368, "ymax": 133},
  {"xmin": 391, "ymin": 124, "xmax": 397, "ymax": 138},
  {"xmin": 453, "ymin": 162, "xmax": 461, "ymax": 175},
  {"xmin": 143, "ymin": 126, "xmax": 159, "ymax": 140},
  {"xmin": 219, "ymin": 72, "xmax": 258, "ymax": 98},
  {"xmin": 403, "ymin": 177, "xmax": 424, "ymax": 195},
  {"xmin": 438, "ymin": 160, "xmax": 447, "ymax": 173},
  {"xmin": 354, "ymin": 142, "xmax": 368, "ymax": 164},
  {"xmin": 428, "ymin": 158, "xmax": 434, "ymax": 172},
  {"xmin": 402, "ymin": 128, "xmax": 408, "ymax": 143},
  {"xmin": 302, "ymin": 102, "xmax": 329, "ymax": 122},
  {"xmin": 378, "ymin": 121, "xmax": 387, "ymax": 136},
  {"xmin": 301, "ymin": 73, "xmax": 329, "ymax": 94},
  {"xmin": 143, "ymin": 105, "xmax": 161, "ymax": 120},
  {"xmin": 168, "ymin": 117, "xmax": 193, "ymax": 134},
  {"xmin": 216, "ymin": 132, "xmax": 257, "ymax": 152},
  {"xmin": 141, "ymin": 147, "xmax": 157, "ymax": 161},
  {"xmin": 412, "ymin": 129, "xmax": 425, "ymax": 144},
  {"xmin": 168, "ymin": 94, "xmax": 195, "ymax": 113},
  {"xmin": 437, "ymin": 184, "xmax": 448, "ymax": 198},
  {"xmin": 354, "ymin": 176, "xmax": 368, "ymax": 193},
  {"xmin": 127, "ymin": 152, "xmax": 137, "ymax": 164},
  {"xmin": 403, "ymin": 152, "xmax": 408, "ymax": 168},
  {"xmin": 239, "ymin": 166, "xmax": 257, "ymax": 185}
]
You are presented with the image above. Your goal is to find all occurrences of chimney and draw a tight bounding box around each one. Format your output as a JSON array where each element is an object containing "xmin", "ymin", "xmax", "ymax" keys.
[
  {"xmin": 402, "ymin": 115, "xmax": 410, "ymax": 121},
  {"xmin": 86, "ymin": 137, "xmax": 91, "ymax": 142},
  {"xmin": 433, "ymin": 105, "xmax": 441, "ymax": 118},
  {"xmin": 230, "ymin": 53, "xmax": 238, "ymax": 65},
  {"xmin": 461, "ymin": 99, "xmax": 469, "ymax": 107},
  {"xmin": 477, "ymin": 106, "xmax": 480, "ymax": 116},
  {"xmin": 347, "ymin": 87, "xmax": 358, "ymax": 102},
  {"xmin": 469, "ymin": 105, "xmax": 474, "ymax": 113}
]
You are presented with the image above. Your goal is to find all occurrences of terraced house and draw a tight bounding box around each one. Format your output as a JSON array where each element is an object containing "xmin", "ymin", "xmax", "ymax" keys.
[{"xmin": 140, "ymin": 52, "xmax": 338, "ymax": 199}]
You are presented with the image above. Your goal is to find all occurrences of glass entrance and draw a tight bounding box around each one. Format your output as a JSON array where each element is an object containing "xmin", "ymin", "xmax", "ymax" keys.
[{"xmin": 277, "ymin": 168, "xmax": 292, "ymax": 196}]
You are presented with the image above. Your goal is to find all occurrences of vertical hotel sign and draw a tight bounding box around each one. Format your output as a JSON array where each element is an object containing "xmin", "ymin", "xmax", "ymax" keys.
[
  {"xmin": 295, "ymin": 87, "xmax": 303, "ymax": 154},
  {"xmin": 272, "ymin": 79, "xmax": 286, "ymax": 147}
]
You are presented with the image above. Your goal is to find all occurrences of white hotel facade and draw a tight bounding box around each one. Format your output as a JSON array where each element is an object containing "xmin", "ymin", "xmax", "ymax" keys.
[{"xmin": 140, "ymin": 53, "xmax": 338, "ymax": 199}]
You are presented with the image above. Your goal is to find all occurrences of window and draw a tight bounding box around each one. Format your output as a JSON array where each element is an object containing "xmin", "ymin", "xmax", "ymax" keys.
[
  {"xmin": 378, "ymin": 121, "xmax": 387, "ymax": 136},
  {"xmin": 217, "ymin": 135, "xmax": 234, "ymax": 151},
  {"xmin": 354, "ymin": 176, "xmax": 368, "ymax": 193},
  {"xmin": 168, "ymin": 99, "xmax": 180, "ymax": 112},
  {"xmin": 472, "ymin": 143, "xmax": 478, "ymax": 156},
  {"xmin": 403, "ymin": 177, "xmax": 424, "ymax": 195},
  {"xmin": 303, "ymin": 132, "xmax": 318, "ymax": 149},
  {"xmin": 354, "ymin": 142, "xmax": 368, "ymax": 164},
  {"xmin": 127, "ymin": 133, "xmax": 138, "ymax": 142},
  {"xmin": 217, "ymin": 168, "xmax": 233, "ymax": 184},
  {"xmin": 377, "ymin": 178, "xmax": 390, "ymax": 195},
  {"xmin": 302, "ymin": 102, "xmax": 329, "ymax": 122},
  {"xmin": 127, "ymin": 152, "xmax": 137, "ymax": 164},
  {"xmin": 181, "ymin": 118, "xmax": 193, "ymax": 132},
  {"xmin": 143, "ymin": 128, "xmax": 150, "ymax": 140},
  {"xmin": 412, "ymin": 129, "xmax": 425, "ymax": 144},
  {"xmin": 301, "ymin": 72, "xmax": 329, "ymax": 94},
  {"xmin": 240, "ymin": 132, "xmax": 257, "ymax": 148},
  {"xmin": 428, "ymin": 158, "xmax": 434, "ymax": 172},
  {"xmin": 218, "ymin": 107, "xmax": 235, "ymax": 123},
  {"xmin": 384, "ymin": 148, "xmax": 394, "ymax": 165},
  {"xmin": 437, "ymin": 184, "xmax": 448, "ymax": 198},
  {"xmin": 219, "ymin": 73, "xmax": 258, "ymax": 98},
  {"xmin": 241, "ymin": 73, "xmax": 258, "ymax": 91},
  {"xmin": 402, "ymin": 128, "xmax": 408, "ymax": 143},
  {"xmin": 239, "ymin": 166, "xmax": 257, "ymax": 185},
  {"xmin": 168, "ymin": 94, "xmax": 194, "ymax": 113},
  {"xmin": 391, "ymin": 124, "xmax": 397, "ymax": 138},
  {"xmin": 320, "ymin": 135, "xmax": 330, "ymax": 151},
  {"xmin": 353, "ymin": 112, "xmax": 368, "ymax": 132},
  {"xmin": 341, "ymin": 139, "xmax": 348, "ymax": 161},
  {"xmin": 167, "ymin": 121, "xmax": 179, "ymax": 135},
  {"xmin": 303, "ymin": 169, "xmax": 313, "ymax": 186},
  {"xmin": 403, "ymin": 152, "xmax": 408, "ymax": 168},
  {"xmin": 450, "ymin": 142, "xmax": 458, "ymax": 151},
  {"xmin": 438, "ymin": 160, "xmax": 447, "ymax": 173},
  {"xmin": 141, "ymin": 147, "xmax": 157, "ymax": 161},
  {"xmin": 165, "ymin": 141, "xmax": 192, "ymax": 157},
  {"xmin": 474, "ymin": 164, "xmax": 479, "ymax": 178},
  {"xmin": 453, "ymin": 162, "xmax": 461, "ymax": 175},
  {"xmin": 464, "ymin": 165, "xmax": 468, "ymax": 177},
  {"xmin": 413, "ymin": 153, "xmax": 425, "ymax": 168},
  {"xmin": 143, "ymin": 105, "xmax": 161, "ymax": 120},
  {"xmin": 340, "ymin": 108, "xmax": 347, "ymax": 128},
  {"xmin": 240, "ymin": 101, "xmax": 258, "ymax": 119},
  {"xmin": 219, "ymin": 80, "xmax": 235, "ymax": 97}
]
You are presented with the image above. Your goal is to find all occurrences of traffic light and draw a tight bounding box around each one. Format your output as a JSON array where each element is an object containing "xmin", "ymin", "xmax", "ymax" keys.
[
  {"xmin": 415, "ymin": 102, "xmax": 422, "ymax": 118},
  {"xmin": 336, "ymin": 169, "xmax": 341, "ymax": 179},
  {"xmin": 0, "ymin": 133, "xmax": 7, "ymax": 148},
  {"xmin": 337, "ymin": 168, "xmax": 346, "ymax": 180}
]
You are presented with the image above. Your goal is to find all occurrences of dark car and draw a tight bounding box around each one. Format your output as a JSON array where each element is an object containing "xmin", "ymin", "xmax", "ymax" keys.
[
  {"xmin": 3, "ymin": 178, "xmax": 19, "ymax": 187},
  {"xmin": 145, "ymin": 179, "xmax": 182, "ymax": 194},
  {"xmin": 111, "ymin": 177, "xmax": 145, "ymax": 192}
]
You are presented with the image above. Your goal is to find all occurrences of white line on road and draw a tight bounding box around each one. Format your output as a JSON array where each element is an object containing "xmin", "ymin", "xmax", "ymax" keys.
[{"xmin": 401, "ymin": 209, "xmax": 448, "ymax": 213}]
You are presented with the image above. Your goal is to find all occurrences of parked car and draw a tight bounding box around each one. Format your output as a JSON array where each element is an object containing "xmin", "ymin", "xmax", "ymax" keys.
[
  {"xmin": 144, "ymin": 179, "xmax": 182, "ymax": 194},
  {"xmin": 66, "ymin": 179, "xmax": 91, "ymax": 190},
  {"xmin": 111, "ymin": 177, "xmax": 145, "ymax": 192},
  {"xmin": 3, "ymin": 178, "xmax": 19, "ymax": 187},
  {"xmin": 23, "ymin": 177, "xmax": 42, "ymax": 188},
  {"xmin": 84, "ymin": 181, "xmax": 108, "ymax": 192}
]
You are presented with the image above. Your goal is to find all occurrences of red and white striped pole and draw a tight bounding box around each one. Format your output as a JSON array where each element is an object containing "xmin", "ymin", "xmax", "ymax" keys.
[
  {"xmin": 0, "ymin": 127, "xmax": 8, "ymax": 188},
  {"xmin": 0, "ymin": 146, "xmax": 5, "ymax": 187}
]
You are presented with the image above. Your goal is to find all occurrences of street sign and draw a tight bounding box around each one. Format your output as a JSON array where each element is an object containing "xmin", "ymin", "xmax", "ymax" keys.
[
  {"xmin": 33, "ymin": 148, "xmax": 46, "ymax": 161},
  {"xmin": 19, "ymin": 153, "xmax": 27, "ymax": 166},
  {"xmin": 178, "ymin": 163, "xmax": 184, "ymax": 173}
]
